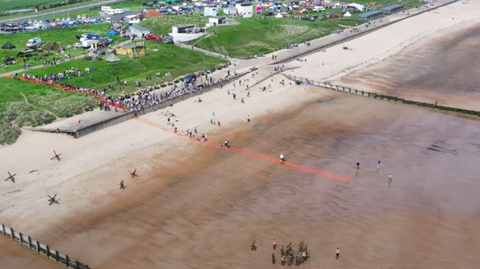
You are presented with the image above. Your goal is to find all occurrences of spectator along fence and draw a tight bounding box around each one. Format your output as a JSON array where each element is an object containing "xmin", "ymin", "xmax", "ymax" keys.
[{"xmin": 0, "ymin": 224, "xmax": 92, "ymax": 269}]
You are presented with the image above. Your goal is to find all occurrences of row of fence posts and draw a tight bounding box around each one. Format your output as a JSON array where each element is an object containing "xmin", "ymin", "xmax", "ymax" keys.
[
  {"xmin": 287, "ymin": 75, "xmax": 480, "ymax": 117},
  {"xmin": 1, "ymin": 224, "xmax": 91, "ymax": 269}
]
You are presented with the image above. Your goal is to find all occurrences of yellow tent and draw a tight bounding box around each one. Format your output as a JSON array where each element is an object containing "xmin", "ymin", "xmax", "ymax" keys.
[
  {"xmin": 116, "ymin": 47, "xmax": 132, "ymax": 55},
  {"xmin": 127, "ymin": 51, "xmax": 137, "ymax": 59},
  {"xmin": 138, "ymin": 49, "xmax": 149, "ymax": 57}
]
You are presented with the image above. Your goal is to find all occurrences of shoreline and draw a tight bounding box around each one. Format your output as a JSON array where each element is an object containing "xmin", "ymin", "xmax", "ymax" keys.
[{"xmin": 1, "ymin": 1, "xmax": 480, "ymax": 268}]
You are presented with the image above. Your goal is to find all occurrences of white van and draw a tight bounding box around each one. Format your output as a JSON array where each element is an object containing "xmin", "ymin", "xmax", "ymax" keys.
[
  {"xmin": 313, "ymin": 6, "xmax": 325, "ymax": 11},
  {"xmin": 106, "ymin": 17, "xmax": 112, "ymax": 22},
  {"xmin": 114, "ymin": 9, "xmax": 124, "ymax": 14},
  {"xmin": 26, "ymin": 37, "xmax": 42, "ymax": 48},
  {"xmin": 105, "ymin": 9, "xmax": 115, "ymax": 15},
  {"xmin": 124, "ymin": 15, "xmax": 137, "ymax": 21},
  {"xmin": 128, "ymin": 19, "xmax": 140, "ymax": 25}
]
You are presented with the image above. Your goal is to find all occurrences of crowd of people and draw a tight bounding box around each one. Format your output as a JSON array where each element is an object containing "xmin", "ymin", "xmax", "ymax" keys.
[{"xmin": 16, "ymin": 66, "xmax": 242, "ymax": 116}]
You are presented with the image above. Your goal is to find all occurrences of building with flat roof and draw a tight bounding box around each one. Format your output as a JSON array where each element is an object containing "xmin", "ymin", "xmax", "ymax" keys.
[
  {"xmin": 129, "ymin": 25, "xmax": 151, "ymax": 37},
  {"xmin": 383, "ymin": 4, "xmax": 404, "ymax": 14},
  {"xmin": 172, "ymin": 24, "xmax": 195, "ymax": 34},
  {"xmin": 358, "ymin": 10, "xmax": 383, "ymax": 21},
  {"xmin": 209, "ymin": 16, "xmax": 226, "ymax": 25},
  {"xmin": 236, "ymin": 3, "xmax": 253, "ymax": 18},
  {"xmin": 204, "ymin": 7, "xmax": 219, "ymax": 17}
]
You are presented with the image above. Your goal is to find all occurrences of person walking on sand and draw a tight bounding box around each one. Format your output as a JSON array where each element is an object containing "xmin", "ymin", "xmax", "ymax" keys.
[
  {"xmin": 247, "ymin": 115, "xmax": 251, "ymax": 122},
  {"xmin": 273, "ymin": 238, "xmax": 277, "ymax": 250},
  {"xmin": 356, "ymin": 162, "xmax": 360, "ymax": 169},
  {"xmin": 377, "ymin": 161, "xmax": 381, "ymax": 169},
  {"xmin": 336, "ymin": 247, "xmax": 340, "ymax": 259},
  {"xmin": 389, "ymin": 174, "xmax": 393, "ymax": 182}
]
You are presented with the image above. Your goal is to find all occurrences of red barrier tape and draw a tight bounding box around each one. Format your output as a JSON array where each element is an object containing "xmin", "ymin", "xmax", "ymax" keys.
[
  {"xmin": 135, "ymin": 117, "xmax": 350, "ymax": 183},
  {"xmin": 5, "ymin": 74, "xmax": 128, "ymax": 110}
]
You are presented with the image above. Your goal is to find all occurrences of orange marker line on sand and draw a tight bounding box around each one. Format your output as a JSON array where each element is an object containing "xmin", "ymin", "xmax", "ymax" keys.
[{"xmin": 135, "ymin": 117, "xmax": 350, "ymax": 183}]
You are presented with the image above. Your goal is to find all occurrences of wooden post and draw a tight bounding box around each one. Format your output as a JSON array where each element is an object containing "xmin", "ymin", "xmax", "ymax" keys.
[
  {"xmin": 65, "ymin": 255, "xmax": 69, "ymax": 267},
  {"xmin": 10, "ymin": 228, "xmax": 14, "ymax": 240},
  {"xmin": 19, "ymin": 233, "xmax": 23, "ymax": 244},
  {"xmin": 76, "ymin": 260, "xmax": 79, "ymax": 269},
  {"xmin": 28, "ymin": 236, "xmax": 32, "ymax": 249},
  {"xmin": 55, "ymin": 250, "xmax": 59, "ymax": 262},
  {"xmin": 36, "ymin": 241, "xmax": 40, "ymax": 254},
  {"xmin": 46, "ymin": 245, "xmax": 50, "ymax": 257},
  {"xmin": 1, "ymin": 224, "xmax": 4, "ymax": 235}
]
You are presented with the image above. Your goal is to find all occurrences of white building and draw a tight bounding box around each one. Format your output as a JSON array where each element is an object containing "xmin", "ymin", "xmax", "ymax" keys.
[
  {"xmin": 235, "ymin": 3, "xmax": 253, "ymax": 18},
  {"xmin": 204, "ymin": 7, "xmax": 219, "ymax": 17},
  {"xmin": 223, "ymin": 8, "xmax": 237, "ymax": 16},
  {"xmin": 170, "ymin": 24, "xmax": 206, "ymax": 42},
  {"xmin": 129, "ymin": 25, "xmax": 151, "ymax": 37},
  {"xmin": 171, "ymin": 24, "xmax": 196, "ymax": 34},
  {"xmin": 208, "ymin": 16, "xmax": 226, "ymax": 26}
]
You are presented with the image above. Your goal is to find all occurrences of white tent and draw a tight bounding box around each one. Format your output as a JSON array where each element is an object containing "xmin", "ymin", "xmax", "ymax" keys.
[
  {"xmin": 344, "ymin": 11, "xmax": 352, "ymax": 17},
  {"xmin": 275, "ymin": 13, "xmax": 283, "ymax": 18},
  {"xmin": 106, "ymin": 53, "xmax": 120, "ymax": 63}
]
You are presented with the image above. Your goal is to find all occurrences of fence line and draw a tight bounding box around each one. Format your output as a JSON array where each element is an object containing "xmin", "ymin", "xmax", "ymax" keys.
[
  {"xmin": 285, "ymin": 74, "xmax": 480, "ymax": 117},
  {"xmin": 0, "ymin": 224, "xmax": 91, "ymax": 269}
]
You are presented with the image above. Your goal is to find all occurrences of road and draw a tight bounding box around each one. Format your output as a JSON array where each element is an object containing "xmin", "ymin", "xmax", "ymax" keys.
[{"xmin": 0, "ymin": 0, "xmax": 128, "ymax": 24}]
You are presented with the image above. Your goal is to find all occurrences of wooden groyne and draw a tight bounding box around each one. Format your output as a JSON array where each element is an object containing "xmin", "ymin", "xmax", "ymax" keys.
[
  {"xmin": 286, "ymin": 75, "xmax": 480, "ymax": 117},
  {"xmin": 1, "ymin": 224, "xmax": 91, "ymax": 269}
]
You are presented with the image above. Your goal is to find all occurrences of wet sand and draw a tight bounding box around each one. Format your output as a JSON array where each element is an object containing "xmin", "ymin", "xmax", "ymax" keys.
[
  {"xmin": 0, "ymin": 236, "xmax": 65, "ymax": 269},
  {"xmin": 339, "ymin": 21, "xmax": 480, "ymax": 110},
  {"xmin": 9, "ymin": 91, "xmax": 479, "ymax": 269}
]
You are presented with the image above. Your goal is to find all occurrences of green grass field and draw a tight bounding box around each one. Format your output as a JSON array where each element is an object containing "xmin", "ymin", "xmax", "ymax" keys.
[
  {"xmin": 0, "ymin": 77, "xmax": 98, "ymax": 144},
  {"xmin": 139, "ymin": 14, "xmax": 208, "ymax": 36},
  {"xmin": 17, "ymin": 43, "xmax": 226, "ymax": 95},
  {"xmin": 0, "ymin": 43, "xmax": 226, "ymax": 144},
  {"xmin": 0, "ymin": 24, "xmax": 122, "ymax": 73},
  {"xmin": 192, "ymin": 15, "xmax": 360, "ymax": 57},
  {"xmin": 0, "ymin": 0, "xmax": 59, "ymax": 11}
]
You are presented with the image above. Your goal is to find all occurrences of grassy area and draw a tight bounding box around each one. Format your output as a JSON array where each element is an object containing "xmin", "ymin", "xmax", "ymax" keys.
[
  {"xmin": 1, "ymin": 43, "xmax": 225, "ymax": 144},
  {"xmin": 192, "ymin": 15, "xmax": 360, "ymax": 57},
  {"xmin": 17, "ymin": 43, "xmax": 226, "ymax": 96},
  {"xmin": 139, "ymin": 14, "xmax": 208, "ymax": 36},
  {"xmin": 110, "ymin": 0, "xmax": 145, "ymax": 11},
  {"xmin": 0, "ymin": 23, "xmax": 122, "ymax": 73},
  {"xmin": 0, "ymin": 77, "xmax": 98, "ymax": 145},
  {"xmin": 0, "ymin": 0, "xmax": 59, "ymax": 11}
]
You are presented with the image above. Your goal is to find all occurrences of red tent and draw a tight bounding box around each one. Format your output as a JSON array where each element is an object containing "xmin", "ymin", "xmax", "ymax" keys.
[{"xmin": 144, "ymin": 9, "xmax": 164, "ymax": 18}]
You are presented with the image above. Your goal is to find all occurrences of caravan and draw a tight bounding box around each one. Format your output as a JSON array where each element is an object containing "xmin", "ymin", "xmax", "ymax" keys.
[
  {"xmin": 105, "ymin": 9, "xmax": 115, "ymax": 15},
  {"xmin": 101, "ymin": 6, "xmax": 112, "ymax": 12},
  {"xmin": 114, "ymin": 9, "xmax": 124, "ymax": 14}
]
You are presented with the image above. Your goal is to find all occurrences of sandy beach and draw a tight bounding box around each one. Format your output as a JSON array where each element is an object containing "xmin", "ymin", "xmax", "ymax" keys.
[{"xmin": 1, "ymin": 1, "xmax": 480, "ymax": 269}]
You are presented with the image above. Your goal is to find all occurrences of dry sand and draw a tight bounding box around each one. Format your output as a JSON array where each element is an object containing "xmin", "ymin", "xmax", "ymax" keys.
[
  {"xmin": 1, "ymin": 2, "xmax": 480, "ymax": 269},
  {"xmin": 289, "ymin": 1, "xmax": 480, "ymax": 109}
]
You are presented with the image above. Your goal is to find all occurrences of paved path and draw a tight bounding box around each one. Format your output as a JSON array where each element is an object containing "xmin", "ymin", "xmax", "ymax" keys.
[{"xmin": 0, "ymin": 0, "xmax": 127, "ymax": 25}]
